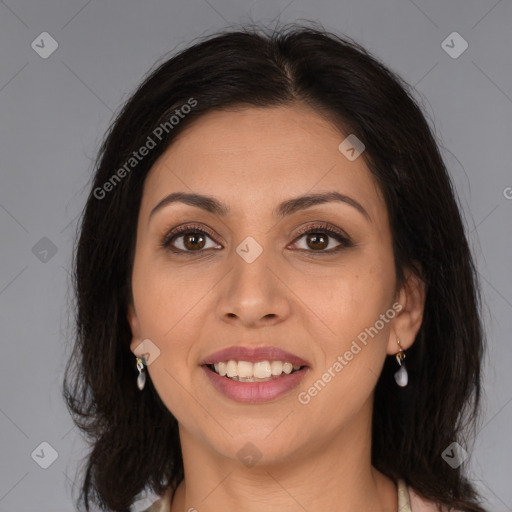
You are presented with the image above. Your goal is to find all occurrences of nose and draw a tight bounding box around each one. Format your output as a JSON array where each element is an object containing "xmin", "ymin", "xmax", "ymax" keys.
[{"xmin": 215, "ymin": 245, "xmax": 292, "ymax": 329}]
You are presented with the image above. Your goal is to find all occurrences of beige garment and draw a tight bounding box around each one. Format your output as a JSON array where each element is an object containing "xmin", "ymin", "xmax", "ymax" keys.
[
  {"xmin": 400, "ymin": 478, "xmax": 460, "ymax": 512},
  {"xmin": 397, "ymin": 478, "xmax": 413, "ymax": 511},
  {"xmin": 141, "ymin": 479, "xmax": 454, "ymax": 512},
  {"xmin": 139, "ymin": 487, "xmax": 171, "ymax": 512}
]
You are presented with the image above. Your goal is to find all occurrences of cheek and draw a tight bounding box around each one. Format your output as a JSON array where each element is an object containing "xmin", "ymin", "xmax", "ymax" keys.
[
  {"xmin": 295, "ymin": 265, "xmax": 395, "ymax": 403},
  {"xmin": 131, "ymin": 250, "xmax": 208, "ymax": 336},
  {"xmin": 295, "ymin": 270, "xmax": 392, "ymax": 423},
  {"xmin": 130, "ymin": 257, "xmax": 202, "ymax": 404},
  {"xmin": 298, "ymin": 259, "xmax": 393, "ymax": 335}
]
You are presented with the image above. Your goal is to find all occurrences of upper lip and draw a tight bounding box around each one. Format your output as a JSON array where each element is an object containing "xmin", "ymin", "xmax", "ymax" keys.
[{"xmin": 200, "ymin": 346, "xmax": 310, "ymax": 367}]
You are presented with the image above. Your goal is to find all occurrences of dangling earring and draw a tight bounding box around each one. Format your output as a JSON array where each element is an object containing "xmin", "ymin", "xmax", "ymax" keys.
[
  {"xmin": 136, "ymin": 356, "xmax": 146, "ymax": 390},
  {"xmin": 394, "ymin": 337, "xmax": 408, "ymax": 387}
]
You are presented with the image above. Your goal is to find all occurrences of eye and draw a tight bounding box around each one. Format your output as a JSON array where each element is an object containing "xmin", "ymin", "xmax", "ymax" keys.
[
  {"xmin": 160, "ymin": 222, "xmax": 353, "ymax": 255},
  {"xmin": 160, "ymin": 223, "xmax": 222, "ymax": 254},
  {"xmin": 289, "ymin": 222, "xmax": 353, "ymax": 254}
]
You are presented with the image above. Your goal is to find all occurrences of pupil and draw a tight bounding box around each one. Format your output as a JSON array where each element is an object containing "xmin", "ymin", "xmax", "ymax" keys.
[
  {"xmin": 307, "ymin": 233, "xmax": 327, "ymax": 250},
  {"xmin": 185, "ymin": 233, "xmax": 205, "ymax": 250}
]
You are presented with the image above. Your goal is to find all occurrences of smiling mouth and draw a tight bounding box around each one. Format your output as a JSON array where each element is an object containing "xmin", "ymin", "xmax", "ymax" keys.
[{"xmin": 204, "ymin": 360, "xmax": 307, "ymax": 382}]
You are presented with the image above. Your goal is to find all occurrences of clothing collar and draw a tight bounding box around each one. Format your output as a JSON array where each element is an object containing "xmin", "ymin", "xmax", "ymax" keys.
[{"xmin": 397, "ymin": 478, "xmax": 412, "ymax": 512}]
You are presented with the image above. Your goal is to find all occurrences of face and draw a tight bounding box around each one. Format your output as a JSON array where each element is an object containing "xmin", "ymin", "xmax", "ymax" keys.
[{"xmin": 127, "ymin": 104, "xmax": 422, "ymax": 465}]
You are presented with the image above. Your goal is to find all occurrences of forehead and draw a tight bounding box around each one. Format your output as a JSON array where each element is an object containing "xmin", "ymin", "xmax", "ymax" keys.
[{"xmin": 140, "ymin": 105, "xmax": 386, "ymax": 224}]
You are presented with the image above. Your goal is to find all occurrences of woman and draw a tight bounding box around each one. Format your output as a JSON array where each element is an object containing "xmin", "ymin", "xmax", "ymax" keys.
[{"xmin": 63, "ymin": 23, "xmax": 488, "ymax": 512}]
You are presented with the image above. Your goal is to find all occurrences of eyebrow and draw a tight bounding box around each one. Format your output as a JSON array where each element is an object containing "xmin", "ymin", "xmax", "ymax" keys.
[{"xmin": 148, "ymin": 191, "xmax": 371, "ymax": 224}]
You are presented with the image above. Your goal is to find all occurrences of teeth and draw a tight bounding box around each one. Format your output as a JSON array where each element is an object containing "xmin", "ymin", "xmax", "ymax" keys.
[
  {"xmin": 211, "ymin": 360, "xmax": 302, "ymax": 380},
  {"xmin": 283, "ymin": 362, "xmax": 293, "ymax": 374},
  {"xmin": 226, "ymin": 360, "xmax": 237, "ymax": 377},
  {"xmin": 270, "ymin": 361, "xmax": 283, "ymax": 375},
  {"xmin": 254, "ymin": 361, "xmax": 271, "ymax": 379},
  {"xmin": 217, "ymin": 362, "xmax": 227, "ymax": 376}
]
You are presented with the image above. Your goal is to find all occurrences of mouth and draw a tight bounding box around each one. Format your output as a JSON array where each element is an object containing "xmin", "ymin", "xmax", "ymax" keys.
[
  {"xmin": 200, "ymin": 346, "xmax": 310, "ymax": 403},
  {"xmin": 203, "ymin": 360, "xmax": 307, "ymax": 382}
]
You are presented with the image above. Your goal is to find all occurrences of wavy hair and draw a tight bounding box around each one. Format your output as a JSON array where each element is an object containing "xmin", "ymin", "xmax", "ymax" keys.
[{"xmin": 63, "ymin": 22, "xmax": 487, "ymax": 512}]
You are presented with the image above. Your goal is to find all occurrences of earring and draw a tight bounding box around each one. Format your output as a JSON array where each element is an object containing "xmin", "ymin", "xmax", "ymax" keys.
[
  {"xmin": 136, "ymin": 356, "xmax": 146, "ymax": 390},
  {"xmin": 393, "ymin": 337, "xmax": 408, "ymax": 387}
]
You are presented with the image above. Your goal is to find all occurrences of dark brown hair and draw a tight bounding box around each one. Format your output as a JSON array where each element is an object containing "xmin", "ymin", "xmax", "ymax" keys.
[{"xmin": 63, "ymin": 22, "xmax": 487, "ymax": 512}]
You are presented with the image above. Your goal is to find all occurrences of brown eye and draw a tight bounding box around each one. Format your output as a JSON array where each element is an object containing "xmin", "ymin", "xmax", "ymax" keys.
[
  {"xmin": 161, "ymin": 222, "xmax": 353, "ymax": 256},
  {"xmin": 290, "ymin": 223, "xmax": 353, "ymax": 254},
  {"xmin": 182, "ymin": 232, "xmax": 206, "ymax": 250},
  {"xmin": 304, "ymin": 233, "xmax": 329, "ymax": 251},
  {"xmin": 161, "ymin": 224, "xmax": 222, "ymax": 254}
]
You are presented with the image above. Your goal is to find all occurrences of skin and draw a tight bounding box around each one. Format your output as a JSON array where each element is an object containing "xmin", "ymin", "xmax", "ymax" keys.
[{"xmin": 127, "ymin": 103, "xmax": 426, "ymax": 512}]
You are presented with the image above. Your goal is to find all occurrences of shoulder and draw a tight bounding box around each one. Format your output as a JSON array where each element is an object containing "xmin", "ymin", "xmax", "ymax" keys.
[{"xmin": 408, "ymin": 485, "xmax": 463, "ymax": 512}]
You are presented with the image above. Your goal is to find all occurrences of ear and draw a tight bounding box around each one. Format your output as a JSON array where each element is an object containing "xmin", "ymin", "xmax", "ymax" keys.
[
  {"xmin": 127, "ymin": 302, "xmax": 143, "ymax": 355},
  {"xmin": 386, "ymin": 266, "xmax": 426, "ymax": 356}
]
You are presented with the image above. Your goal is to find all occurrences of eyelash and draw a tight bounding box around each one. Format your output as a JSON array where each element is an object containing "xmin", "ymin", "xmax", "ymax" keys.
[{"xmin": 160, "ymin": 222, "xmax": 353, "ymax": 256}]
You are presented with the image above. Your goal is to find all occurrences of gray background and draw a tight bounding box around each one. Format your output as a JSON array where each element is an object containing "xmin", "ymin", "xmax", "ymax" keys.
[{"xmin": 0, "ymin": 0, "xmax": 511, "ymax": 511}]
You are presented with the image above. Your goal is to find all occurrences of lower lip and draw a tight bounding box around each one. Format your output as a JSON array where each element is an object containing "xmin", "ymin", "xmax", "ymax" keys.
[{"xmin": 201, "ymin": 365, "xmax": 309, "ymax": 403}]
